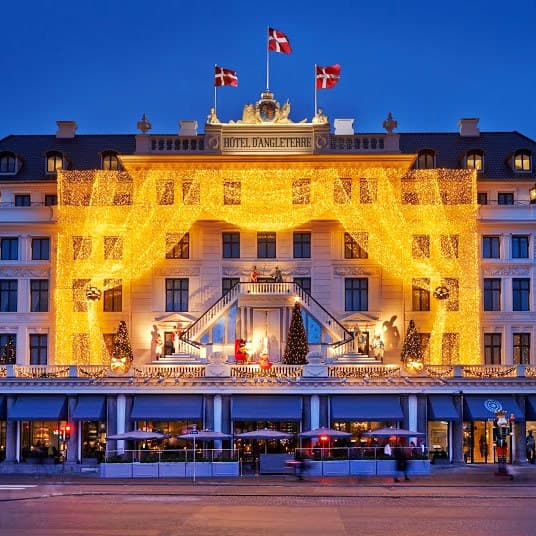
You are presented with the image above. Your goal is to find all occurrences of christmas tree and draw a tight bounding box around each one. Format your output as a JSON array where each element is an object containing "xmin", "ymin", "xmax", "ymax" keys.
[
  {"xmin": 111, "ymin": 320, "xmax": 133, "ymax": 373},
  {"xmin": 400, "ymin": 319, "xmax": 423, "ymax": 364},
  {"xmin": 283, "ymin": 301, "xmax": 309, "ymax": 364}
]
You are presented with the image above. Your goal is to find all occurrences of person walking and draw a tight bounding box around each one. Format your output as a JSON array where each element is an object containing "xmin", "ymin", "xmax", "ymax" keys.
[
  {"xmin": 393, "ymin": 442, "xmax": 409, "ymax": 482},
  {"xmin": 526, "ymin": 430, "xmax": 535, "ymax": 464}
]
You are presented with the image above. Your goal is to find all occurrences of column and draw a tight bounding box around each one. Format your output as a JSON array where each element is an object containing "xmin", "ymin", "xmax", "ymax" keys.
[
  {"xmin": 451, "ymin": 395, "xmax": 464, "ymax": 463},
  {"xmin": 407, "ymin": 395, "xmax": 418, "ymax": 433},
  {"xmin": 116, "ymin": 394, "xmax": 126, "ymax": 453},
  {"xmin": 213, "ymin": 394, "xmax": 223, "ymax": 452},
  {"xmin": 5, "ymin": 396, "xmax": 17, "ymax": 463},
  {"xmin": 66, "ymin": 396, "xmax": 78, "ymax": 463},
  {"xmin": 310, "ymin": 394, "xmax": 320, "ymax": 430}
]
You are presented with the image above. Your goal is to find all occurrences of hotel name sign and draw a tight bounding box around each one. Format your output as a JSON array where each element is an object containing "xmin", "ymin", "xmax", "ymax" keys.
[{"xmin": 223, "ymin": 134, "xmax": 313, "ymax": 151}]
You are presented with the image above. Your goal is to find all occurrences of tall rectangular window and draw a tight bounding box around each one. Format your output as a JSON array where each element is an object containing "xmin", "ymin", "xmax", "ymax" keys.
[
  {"xmin": 257, "ymin": 232, "xmax": 276, "ymax": 258},
  {"xmin": 103, "ymin": 279, "xmax": 122, "ymax": 312},
  {"xmin": 166, "ymin": 233, "xmax": 190, "ymax": 259},
  {"xmin": 44, "ymin": 194, "xmax": 58, "ymax": 206},
  {"xmin": 31, "ymin": 238, "xmax": 50, "ymax": 260},
  {"xmin": 1, "ymin": 238, "xmax": 18, "ymax": 260},
  {"xmin": 29, "ymin": 334, "xmax": 48, "ymax": 365},
  {"xmin": 359, "ymin": 178, "xmax": 377, "ymax": 203},
  {"xmin": 497, "ymin": 192, "xmax": 514, "ymax": 205},
  {"xmin": 440, "ymin": 235, "xmax": 459, "ymax": 258},
  {"xmin": 482, "ymin": 236, "xmax": 500, "ymax": 258},
  {"xmin": 157, "ymin": 180, "xmax": 174, "ymax": 205},
  {"xmin": 293, "ymin": 232, "xmax": 311, "ymax": 258},
  {"xmin": 344, "ymin": 232, "xmax": 368, "ymax": 259},
  {"xmin": 166, "ymin": 278, "xmax": 189, "ymax": 311},
  {"xmin": 222, "ymin": 232, "xmax": 240, "ymax": 258},
  {"xmin": 441, "ymin": 333, "xmax": 459, "ymax": 364},
  {"xmin": 15, "ymin": 194, "xmax": 31, "ymax": 206},
  {"xmin": 292, "ymin": 179, "xmax": 310, "ymax": 204},
  {"xmin": 443, "ymin": 278, "xmax": 459, "ymax": 311},
  {"xmin": 513, "ymin": 333, "xmax": 530, "ymax": 365},
  {"xmin": 182, "ymin": 180, "xmax": 200, "ymax": 205},
  {"xmin": 483, "ymin": 278, "xmax": 501, "ymax": 311},
  {"xmin": 412, "ymin": 235, "xmax": 430, "ymax": 258},
  {"xmin": 484, "ymin": 333, "xmax": 502, "ymax": 364},
  {"xmin": 511, "ymin": 235, "xmax": 529, "ymax": 259},
  {"xmin": 334, "ymin": 178, "xmax": 351, "ymax": 204},
  {"xmin": 512, "ymin": 278, "xmax": 530, "ymax": 311},
  {"xmin": 222, "ymin": 277, "xmax": 240, "ymax": 296},
  {"xmin": 294, "ymin": 277, "xmax": 311, "ymax": 295},
  {"xmin": 30, "ymin": 280, "xmax": 49, "ymax": 312},
  {"xmin": 0, "ymin": 334, "xmax": 16, "ymax": 364},
  {"xmin": 73, "ymin": 279, "xmax": 90, "ymax": 312},
  {"xmin": 104, "ymin": 236, "xmax": 123, "ymax": 260},
  {"xmin": 477, "ymin": 192, "xmax": 488, "ymax": 205},
  {"xmin": 223, "ymin": 181, "xmax": 241, "ymax": 205},
  {"xmin": 0, "ymin": 280, "xmax": 17, "ymax": 312},
  {"xmin": 345, "ymin": 278, "xmax": 368, "ymax": 311},
  {"xmin": 72, "ymin": 236, "xmax": 92, "ymax": 260},
  {"xmin": 419, "ymin": 333, "xmax": 431, "ymax": 363},
  {"xmin": 412, "ymin": 278, "xmax": 430, "ymax": 311}
]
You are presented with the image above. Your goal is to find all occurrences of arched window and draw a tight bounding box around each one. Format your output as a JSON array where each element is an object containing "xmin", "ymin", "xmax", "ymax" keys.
[
  {"xmin": 513, "ymin": 150, "xmax": 531, "ymax": 172},
  {"xmin": 46, "ymin": 151, "xmax": 64, "ymax": 174},
  {"xmin": 416, "ymin": 149, "xmax": 435, "ymax": 169},
  {"xmin": 0, "ymin": 152, "xmax": 19, "ymax": 174},
  {"xmin": 102, "ymin": 151, "xmax": 120, "ymax": 171},
  {"xmin": 466, "ymin": 150, "xmax": 484, "ymax": 171}
]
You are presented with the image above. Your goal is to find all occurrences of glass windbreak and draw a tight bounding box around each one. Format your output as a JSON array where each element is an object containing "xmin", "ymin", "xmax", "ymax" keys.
[
  {"xmin": 81, "ymin": 421, "xmax": 106, "ymax": 461},
  {"xmin": 21, "ymin": 420, "xmax": 65, "ymax": 462}
]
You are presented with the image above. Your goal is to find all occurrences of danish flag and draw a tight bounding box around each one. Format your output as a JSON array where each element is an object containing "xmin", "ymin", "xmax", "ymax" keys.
[
  {"xmin": 214, "ymin": 66, "xmax": 238, "ymax": 87},
  {"xmin": 268, "ymin": 27, "xmax": 292, "ymax": 54},
  {"xmin": 316, "ymin": 64, "xmax": 341, "ymax": 89}
]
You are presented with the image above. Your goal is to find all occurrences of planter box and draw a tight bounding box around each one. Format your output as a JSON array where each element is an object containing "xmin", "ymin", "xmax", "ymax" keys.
[
  {"xmin": 132, "ymin": 462, "xmax": 159, "ymax": 478},
  {"xmin": 100, "ymin": 463, "xmax": 133, "ymax": 478},
  {"xmin": 185, "ymin": 462, "xmax": 211, "ymax": 477},
  {"xmin": 431, "ymin": 457, "xmax": 450, "ymax": 465},
  {"xmin": 350, "ymin": 459, "xmax": 377, "ymax": 476},
  {"xmin": 304, "ymin": 460, "xmax": 322, "ymax": 476},
  {"xmin": 376, "ymin": 459, "xmax": 397, "ymax": 475},
  {"xmin": 408, "ymin": 459, "xmax": 431, "ymax": 475},
  {"xmin": 211, "ymin": 462, "xmax": 240, "ymax": 477},
  {"xmin": 158, "ymin": 462, "xmax": 186, "ymax": 478},
  {"xmin": 322, "ymin": 460, "xmax": 350, "ymax": 476}
]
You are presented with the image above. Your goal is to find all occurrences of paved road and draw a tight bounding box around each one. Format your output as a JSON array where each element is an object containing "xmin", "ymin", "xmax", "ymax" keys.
[{"xmin": 1, "ymin": 466, "xmax": 535, "ymax": 536}]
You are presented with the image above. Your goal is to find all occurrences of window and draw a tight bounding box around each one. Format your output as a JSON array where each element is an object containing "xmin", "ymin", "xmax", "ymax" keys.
[
  {"xmin": 441, "ymin": 333, "xmax": 459, "ymax": 364},
  {"xmin": 477, "ymin": 192, "xmax": 488, "ymax": 205},
  {"xmin": 482, "ymin": 236, "xmax": 500, "ymax": 258},
  {"xmin": 46, "ymin": 151, "xmax": 64, "ymax": 174},
  {"xmin": 222, "ymin": 277, "xmax": 240, "ymax": 296},
  {"xmin": 14, "ymin": 194, "xmax": 31, "ymax": 207},
  {"xmin": 466, "ymin": 150, "xmax": 483, "ymax": 171},
  {"xmin": 512, "ymin": 235, "xmax": 529, "ymax": 259},
  {"xmin": 483, "ymin": 278, "xmax": 501, "ymax": 311},
  {"xmin": 1, "ymin": 238, "xmax": 18, "ymax": 260},
  {"xmin": 103, "ymin": 279, "xmax": 122, "ymax": 312},
  {"xmin": 412, "ymin": 278, "xmax": 430, "ymax": 311},
  {"xmin": 166, "ymin": 233, "xmax": 190, "ymax": 259},
  {"xmin": 257, "ymin": 232, "xmax": 276, "ymax": 258},
  {"xmin": 0, "ymin": 152, "xmax": 17, "ymax": 174},
  {"xmin": 419, "ymin": 333, "xmax": 431, "ymax": 363},
  {"xmin": 292, "ymin": 179, "xmax": 310, "ymax": 204},
  {"xmin": 73, "ymin": 236, "xmax": 92, "ymax": 260},
  {"xmin": 513, "ymin": 150, "xmax": 531, "ymax": 172},
  {"xmin": 359, "ymin": 178, "xmax": 377, "ymax": 203},
  {"xmin": 412, "ymin": 235, "xmax": 430, "ymax": 258},
  {"xmin": 0, "ymin": 280, "xmax": 17, "ymax": 312},
  {"xmin": 0, "ymin": 334, "xmax": 16, "ymax": 364},
  {"xmin": 497, "ymin": 192, "xmax": 514, "ymax": 205},
  {"xmin": 484, "ymin": 333, "xmax": 501, "ymax": 364},
  {"xmin": 101, "ymin": 151, "xmax": 120, "ymax": 171},
  {"xmin": 443, "ymin": 278, "xmax": 459, "ymax": 311},
  {"xmin": 345, "ymin": 278, "xmax": 368, "ymax": 311},
  {"xmin": 32, "ymin": 238, "xmax": 50, "ymax": 260},
  {"xmin": 73, "ymin": 279, "xmax": 90, "ymax": 312},
  {"xmin": 104, "ymin": 236, "xmax": 123, "ymax": 259},
  {"xmin": 334, "ymin": 178, "xmax": 351, "ymax": 204},
  {"xmin": 294, "ymin": 277, "xmax": 311, "ymax": 295},
  {"xmin": 344, "ymin": 232, "xmax": 368, "ymax": 259},
  {"xmin": 30, "ymin": 280, "xmax": 49, "ymax": 312},
  {"xmin": 513, "ymin": 333, "xmax": 530, "ymax": 365},
  {"xmin": 293, "ymin": 232, "xmax": 311, "ymax": 258},
  {"xmin": 182, "ymin": 180, "xmax": 200, "ymax": 205},
  {"xmin": 223, "ymin": 232, "xmax": 240, "ymax": 258},
  {"xmin": 513, "ymin": 278, "xmax": 530, "ymax": 311},
  {"xmin": 44, "ymin": 194, "xmax": 58, "ymax": 206},
  {"xmin": 29, "ymin": 334, "xmax": 48, "ymax": 365},
  {"xmin": 440, "ymin": 235, "xmax": 459, "ymax": 258},
  {"xmin": 165, "ymin": 278, "xmax": 188, "ymax": 311},
  {"xmin": 72, "ymin": 333, "xmax": 90, "ymax": 363},
  {"xmin": 223, "ymin": 181, "xmax": 241, "ymax": 205},
  {"xmin": 157, "ymin": 180, "xmax": 174, "ymax": 205},
  {"xmin": 416, "ymin": 149, "xmax": 435, "ymax": 169}
]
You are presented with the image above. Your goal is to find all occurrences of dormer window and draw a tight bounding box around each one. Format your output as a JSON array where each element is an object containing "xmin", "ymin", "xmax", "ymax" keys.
[
  {"xmin": 46, "ymin": 151, "xmax": 64, "ymax": 174},
  {"xmin": 466, "ymin": 150, "xmax": 484, "ymax": 171},
  {"xmin": 416, "ymin": 149, "xmax": 436, "ymax": 169},
  {"xmin": 513, "ymin": 150, "xmax": 531, "ymax": 172},
  {"xmin": 102, "ymin": 151, "xmax": 120, "ymax": 171},
  {"xmin": 0, "ymin": 152, "xmax": 20, "ymax": 175}
]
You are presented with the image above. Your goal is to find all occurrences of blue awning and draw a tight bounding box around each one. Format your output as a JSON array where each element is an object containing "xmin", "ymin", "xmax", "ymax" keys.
[
  {"xmin": 428, "ymin": 396, "xmax": 460, "ymax": 421},
  {"xmin": 463, "ymin": 395, "xmax": 524, "ymax": 421},
  {"xmin": 331, "ymin": 396, "xmax": 404, "ymax": 421},
  {"xmin": 526, "ymin": 397, "xmax": 536, "ymax": 420},
  {"xmin": 232, "ymin": 396, "xmax": 302, "ymax": 421},
  {"xmin": 130, "ymin": 395, "xmax": 202, "ymax": 420},
  {"xmin": 8, "ymin": 396, "xmax": 67, "ymax": 421},
  {"xmin": 72, "ymin": 396, "xmax": 106, "ymax": 421}
]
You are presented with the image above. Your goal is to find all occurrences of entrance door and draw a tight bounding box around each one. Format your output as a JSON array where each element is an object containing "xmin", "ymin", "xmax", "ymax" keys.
[{"xmin": 252, "ymin": 309, "xmax": 281, "ymax": 362}]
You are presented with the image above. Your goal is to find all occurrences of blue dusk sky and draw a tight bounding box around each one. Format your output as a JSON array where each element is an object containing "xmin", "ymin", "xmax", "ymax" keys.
[{"xmin": 2, "ymin": 0, "xmax": 536, "ymax": 139}]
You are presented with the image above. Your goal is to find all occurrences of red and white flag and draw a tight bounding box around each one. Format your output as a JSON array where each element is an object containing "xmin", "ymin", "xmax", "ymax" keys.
[
  {"xmin": 316, "ymin": 64, "xmax": 341, "ymax": 89},
  {"xmin": 268, "ymin": 27, "xmax": 292, "ymax": 54},
  {"xmin": 214, "ymin": 66, "xmax": 238, "ymax": 87}
]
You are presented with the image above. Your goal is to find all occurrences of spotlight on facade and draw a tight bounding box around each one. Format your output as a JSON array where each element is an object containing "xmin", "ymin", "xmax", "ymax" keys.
[
  {"xmin": 406, "ymin": 358, "xmax": 424, "ymax": 373},
  {"xmin": 530, "ymin": 183, "xmax": 536, "ymax": 204},
  {"xmin": 86, "ymin": 286, "xmax": 102, "ymax": 301}
]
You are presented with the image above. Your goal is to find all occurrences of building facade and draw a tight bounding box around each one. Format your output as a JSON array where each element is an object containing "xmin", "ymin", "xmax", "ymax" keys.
[{"xmin": 0, "ymin": 92, "xmax": 535, "ymax": 471}]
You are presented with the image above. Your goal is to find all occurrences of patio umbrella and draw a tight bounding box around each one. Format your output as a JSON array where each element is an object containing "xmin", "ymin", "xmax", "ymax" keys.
[
  {"xmin": 235, "ymin": 428, "xmax": 294, "ymax": 440},
  {"xmin": 363, "ymin": 427, "xmax": 425, "ymax": 438},
  {"xmin": 299, "ymin": 427, "xmax": 352, "ymax": 438},
  {"xmin": 106, "ymin": 430, "xmax": 166, "ymax": 441},
  {"xmin": 177, "ymin": 430, "xmax": 232, "ymax": 441}
]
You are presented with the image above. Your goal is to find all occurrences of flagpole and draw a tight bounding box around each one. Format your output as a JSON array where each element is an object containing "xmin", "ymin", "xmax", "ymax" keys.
[
  {"xmin": 266, "ymin": 26, "xmax": 270, "ymax": 90},
  {"xmin": 214, "ymin": 65, "xmax": 217, "ymax": 115},
  {"xmin": 314, "ymin": 64, "xmax": 318, "ymax": 117}
]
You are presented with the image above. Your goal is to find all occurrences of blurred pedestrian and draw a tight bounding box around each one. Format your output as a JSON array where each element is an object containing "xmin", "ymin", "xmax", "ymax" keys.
[
  {"xmin": 393, "ymin": 442, "xmax": 409, "ymax": 482},
  {"xmin": 526, "ymin": 430, "xmax": 535, "ymax": 463}
]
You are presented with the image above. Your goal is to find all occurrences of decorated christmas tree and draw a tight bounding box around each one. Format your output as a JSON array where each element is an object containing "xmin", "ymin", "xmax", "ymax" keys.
[
  {"xmin": 111, "ymin": 320, "xmax": 133, "ymax": 373},
  {"xmin": 283, "ymin": 301, "xmax": 309, "ymax": 364},
  {"xmin": 400, "ymin": 319, "xmax": 423, "ymax": 364}
]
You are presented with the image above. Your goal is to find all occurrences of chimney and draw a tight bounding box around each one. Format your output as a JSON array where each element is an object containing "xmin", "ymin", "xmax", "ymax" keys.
[
  {"xmin": 56, "ymin": 120, "xmax": 77, "ymax": 138},
  {"xmin": 458, "ymin": 118, "xmax": 480, "ymax": 137},
  {"xmin": 178, "ymin": 120, "xmax": 198, "ymax": 136},
  {"xmin": 334, "ymin": 118, "xmax": 355, "ymax": 135}
]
